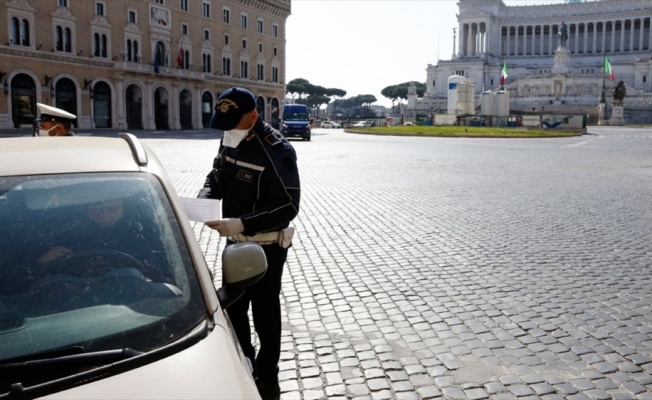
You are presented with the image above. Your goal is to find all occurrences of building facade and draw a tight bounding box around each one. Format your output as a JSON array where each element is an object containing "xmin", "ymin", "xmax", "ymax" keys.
[
  {"xmin": 421, "ymin": 0, "xmax": 652, "ymax": 123},
  {"xmin": 0, "ymin": 0, "xmax": 290, "ymax": 130}
]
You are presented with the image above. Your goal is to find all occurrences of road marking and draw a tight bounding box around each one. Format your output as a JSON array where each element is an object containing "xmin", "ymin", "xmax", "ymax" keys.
[{"xmin": 566, "ymin": 141, "xmax": 588, "ymax": 147}]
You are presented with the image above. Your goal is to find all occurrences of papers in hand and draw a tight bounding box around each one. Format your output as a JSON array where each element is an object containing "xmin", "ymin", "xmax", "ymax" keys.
[{"xmin": 179, "ymin": 197, "xmax": 221, "ymax": 223}]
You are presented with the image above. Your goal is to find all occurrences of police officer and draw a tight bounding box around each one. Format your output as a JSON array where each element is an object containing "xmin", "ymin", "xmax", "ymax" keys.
[
  {"xmin": 34, "ymin": 103, "xmax": 76, "ymax": 136},
  {"xmin": 198, "ymin": 87, "xmax": 300, "ymax": 400}
]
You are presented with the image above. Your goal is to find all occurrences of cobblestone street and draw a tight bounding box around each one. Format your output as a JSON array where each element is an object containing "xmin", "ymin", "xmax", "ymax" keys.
[{"xmin": 144, "ymin": 126, "xmax": 652, "ymax": 400}]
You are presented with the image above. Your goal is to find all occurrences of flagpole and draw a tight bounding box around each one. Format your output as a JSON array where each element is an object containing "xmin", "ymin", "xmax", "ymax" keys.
[{"xmin": 600, "ymin": 55, "xmax": 606, "ymax": 104}]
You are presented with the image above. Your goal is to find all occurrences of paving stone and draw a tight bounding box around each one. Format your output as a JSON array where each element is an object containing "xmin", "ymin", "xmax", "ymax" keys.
[
  {"xmin": 394, "ymin": 392, "xmax": 420, "ymax": 400},
  {"xmin": 583, "ymin": 389, "xmax": 611, "ymax": 399},
  {"xmin": 508, "ymin": 384, "xmax": 535, "ymax": 396},
  {"xmin": 540, "ymin": 395, "xmax": 567, "ymax": 400},
  {"xmin": 280, "ymin": 379, "xmax": 299, "ymax": 392},
  {"xmin": 553, "ymin": 382, "xmax": 579, "ymax": 395},
  {"xmin": 390, "ymin": 380, "xmax": 415, "ymax": 392},
  {"xmin": 299, "ymin": 367, "xmax": 320, "ymax": 378},
  {"xmin": 302, "ymin": 389, "xmax": 325, "ymax": 400},
  {"xmin": 301, "ymin": 377, "xmax": 323, "ymax": 389},
  {"xmin": 440, "ymin": 386, "xmax": 465, "ymax": 399},
  {"xmin": 465, "ymin": 387, "xmax": 489, "ymax": 399}
]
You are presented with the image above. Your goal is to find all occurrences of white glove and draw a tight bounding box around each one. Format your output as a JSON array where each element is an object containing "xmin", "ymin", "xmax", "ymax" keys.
[{"xmin": 205, "ymin": 218, "xmax": 244, "ymax": 237}]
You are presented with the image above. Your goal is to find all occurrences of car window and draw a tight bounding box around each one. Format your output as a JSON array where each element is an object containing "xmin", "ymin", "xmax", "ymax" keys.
[
  {"xmin": 0, "ymin": 173, "xmax": 205, "ymax": 365},
  {"xmin": 283, "ymin": 112, "xmax": 309, "ymax": 121}
]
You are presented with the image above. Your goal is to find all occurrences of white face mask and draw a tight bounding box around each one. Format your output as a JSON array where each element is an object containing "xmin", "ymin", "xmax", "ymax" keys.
[
  {"xmin": 222, "ymin": 129, "xmax": 249, "ymax": 148},
  {"xmin": 222, "ymin": 116, "xmax": 256, "ymax": 148},
  {"xmin": 39, "ymin": 126, "xmax": 57, "ymax": 136}
]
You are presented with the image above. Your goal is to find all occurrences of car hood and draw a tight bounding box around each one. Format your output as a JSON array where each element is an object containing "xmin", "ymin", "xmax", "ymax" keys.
[{"xmin": 42, "ymin": 326, "xmax": 260, "ymax": 400}]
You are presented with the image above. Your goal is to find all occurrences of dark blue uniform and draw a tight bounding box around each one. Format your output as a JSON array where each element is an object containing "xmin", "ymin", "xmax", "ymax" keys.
[{"xmin": 198, "ymin": 116, "xmax": 300, "ymax": 386}]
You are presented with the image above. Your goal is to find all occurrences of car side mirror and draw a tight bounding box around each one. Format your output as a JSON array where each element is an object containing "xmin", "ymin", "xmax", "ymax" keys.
[{"xmin": 217, "ymin": 242, "xmax": 267, "ymax": 309}]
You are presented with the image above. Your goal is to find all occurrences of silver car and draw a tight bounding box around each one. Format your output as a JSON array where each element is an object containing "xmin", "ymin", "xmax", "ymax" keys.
[
  {"xmin": 0, "ymin": 135, "xmax": 264, "ymax": 399},
  {"xmin": 320, "ymin": 120, "xmax": 341, "ymax": 129}
]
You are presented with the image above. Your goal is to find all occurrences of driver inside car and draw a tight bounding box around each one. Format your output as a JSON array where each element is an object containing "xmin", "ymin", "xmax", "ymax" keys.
[
  {"xmin": 6, "ymin": 198, "xmax": 169, "ymax": 296},
  {"xmin": 36, "ymin": 198, "xmax": 147, "ymax": 268}
]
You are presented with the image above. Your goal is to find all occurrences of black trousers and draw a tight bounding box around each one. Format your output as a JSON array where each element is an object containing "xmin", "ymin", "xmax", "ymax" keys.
[{"xmin": 225, "ymin": 242, "xmax": 287, "ymax": 380}]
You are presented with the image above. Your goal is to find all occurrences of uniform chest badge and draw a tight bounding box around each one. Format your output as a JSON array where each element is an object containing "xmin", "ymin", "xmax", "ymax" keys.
[
  {"xmin": 237, "ymin": 169, "xmax": 254, "ymax": 183},
  {"xmin": 264, "ymin": 133, "xmax": 282, "ymax": 146}
]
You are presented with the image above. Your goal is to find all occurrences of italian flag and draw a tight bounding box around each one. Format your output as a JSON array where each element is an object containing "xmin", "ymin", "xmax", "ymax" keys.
[
  {"xmin": 500, "ymin": 60, "xmax": 509, "ymax": 86},
  {"xmin": 605, "ymin": 57, "xmax": 615, "ymax": 80}
]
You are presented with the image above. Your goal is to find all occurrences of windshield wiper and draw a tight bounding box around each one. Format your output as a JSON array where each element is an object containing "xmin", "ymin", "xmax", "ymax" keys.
[
  {"xmin": 1, "ymin": 348, "xmax": 142, "ymax": 398},
  {"xmin": 1, "ymin": 321, "xmax": 209, "ymax": 398},
  {"xmin": 1, "ymin": 347, "xmax": 142, "ymax": 369}
]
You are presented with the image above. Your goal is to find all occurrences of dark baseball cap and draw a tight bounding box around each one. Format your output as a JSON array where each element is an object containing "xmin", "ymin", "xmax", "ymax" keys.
[{"xmin": 210, "ymin": 87, "xmax": 256, "ymax": 130}]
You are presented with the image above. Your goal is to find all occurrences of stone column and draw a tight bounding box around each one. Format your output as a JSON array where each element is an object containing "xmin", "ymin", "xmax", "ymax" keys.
[
  {"xmin": 611, "ymin": 21, "xmax": 616, "ymax": 52},
  {"xmin": 639, "ymin": 18, "xmax": 645, "ymax": 51},
  {"xmin": 649, "ymin": 17, "xmax": 652, "ymax": 52},
  {"xmin": 171, "ymin": 82, "xmax": 179, "ymax": 130},
  {"xmin": 195, "ymin": 84, "xmax": 202, "ymax": 130},
  {"xmin": 531, "ymin": 25, "xmax": 535, "ymax": 55},
  {"xmin": 506, "ymin": 26, "xmax": 511, "ymax": 56},
  {"xmin": 601, "ymin": 21, "xmax": 606, "ymax": 53},
  {"xmin": 115, "ymin": 76, "xmax": 125, "ymax": 130},
  {"xmin": 620, "ymin": 20, "xmax": 625, "ymax": 52},
  {"xmin": 628, "ymin": 19, "xmax": 633, "ymax": 51},
  {"xmin": 145, "ymin": 79, "xmax": 154, "ymax": 130},
  {"xmin": 515, "ymin": 26, "xmax": 519, "ymax": 56},
  {"xmin": 592, "ymin": 22, "xmax": 597, "ymax": 54}
]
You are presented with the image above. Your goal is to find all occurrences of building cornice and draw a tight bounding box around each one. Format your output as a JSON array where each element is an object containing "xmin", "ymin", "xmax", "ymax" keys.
[{"xmin": 237, "ymin": 0, "xmax": 291, "ymax": 19}]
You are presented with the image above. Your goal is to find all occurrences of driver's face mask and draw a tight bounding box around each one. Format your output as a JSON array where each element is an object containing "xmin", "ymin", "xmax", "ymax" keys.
[{"xmin": 39, "ymin": 125, "xmax": 58, "ymax": 137}]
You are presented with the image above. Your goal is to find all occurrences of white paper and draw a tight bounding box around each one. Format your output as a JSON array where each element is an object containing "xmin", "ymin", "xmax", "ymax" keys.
[{"xmin": 180, "ymin": 197, "xmax": 221, "ymax": 223}]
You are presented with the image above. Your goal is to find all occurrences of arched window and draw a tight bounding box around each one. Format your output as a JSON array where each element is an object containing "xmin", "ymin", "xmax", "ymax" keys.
[
  {"xmin": 101, "ymin": 34, "xmax": 107, "ymax": 57},
  {"xmin": 11, "ymin": 17, "xmax": 19, "ymax": 44},
  {"xmin": 202, "ymin": 54, "xmax": 211, "ymax": 73},
  {"xmin": 94, "ymin": 33, "xmax": 108, "ymax": 57},
  {"xmin": 94, "ymin": 33, "xmax": 100, "ymax": 56},
  {"xmin": 56, "ymin": 26, "xmax": 64, "ymax": 51},
  {"xmin": 64, "ymin": 27, "xmax": 71, "ymax": 52},
  {"xmin": 222, "ymin": 57, "xmax": 231, "ymax": 75},
  {"xmin": 20, "ymin": 19, "xmax": 30, "ymax": 46},
  {"xmin": 154, "ymin": 41, "xmax": 166, "ymax": 67},
  {"xmin": 127, "ymin": 39, "xmax": 140, "ymax": 61}
]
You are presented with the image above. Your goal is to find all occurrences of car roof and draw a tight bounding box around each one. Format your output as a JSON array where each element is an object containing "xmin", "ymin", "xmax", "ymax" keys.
[{"xmin": 0, "ymin": 136, "xmax": 147, "ymax": 177}]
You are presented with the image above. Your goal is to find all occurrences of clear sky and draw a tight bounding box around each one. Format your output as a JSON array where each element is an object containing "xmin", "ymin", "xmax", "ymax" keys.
[{"xmin": 286, "ymin": 0, "xmax": 560, "ymax": 107}]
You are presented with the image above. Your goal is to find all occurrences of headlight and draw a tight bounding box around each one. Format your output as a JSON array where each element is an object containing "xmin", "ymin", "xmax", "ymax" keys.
[{"xmin": 282, "ymin": 123, "xmax": 288, "ymax": 129}]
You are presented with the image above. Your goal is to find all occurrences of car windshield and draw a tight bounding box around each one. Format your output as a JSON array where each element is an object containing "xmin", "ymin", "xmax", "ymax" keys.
[
  {"xmin": 283, "ymin": 112, "xmax": 309, "ymax": 121},
  {"xmin": 0, "ymin": 173, "xmax": 205, "ymax": 364}
]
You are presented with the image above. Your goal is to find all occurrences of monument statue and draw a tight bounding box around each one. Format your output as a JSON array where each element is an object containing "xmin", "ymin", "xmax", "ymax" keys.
[
  {"xmin": 558, "ymin": 21, "xmax": 568, "ymax": 48},
  {"xmin": 613, "ymin": 80, "xmax": 626, "ymax": 103}
]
